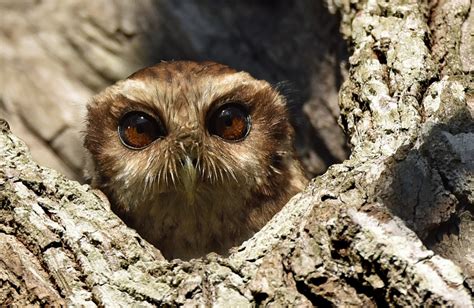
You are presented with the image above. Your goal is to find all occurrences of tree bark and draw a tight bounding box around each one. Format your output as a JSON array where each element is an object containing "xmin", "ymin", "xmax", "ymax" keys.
[{"xmin": 1, "ymin": 0, "xmax": 473, "ymax": 306}]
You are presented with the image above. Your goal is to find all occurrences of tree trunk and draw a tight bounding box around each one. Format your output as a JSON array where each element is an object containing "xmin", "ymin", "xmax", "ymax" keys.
[{"xmin": 1, "ymin": 0, "xmax": 473, "ymax": 306}]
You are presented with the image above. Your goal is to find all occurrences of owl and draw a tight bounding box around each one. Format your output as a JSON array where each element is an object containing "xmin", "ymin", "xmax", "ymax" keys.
[{"xmin": 84, "ymin": 61, "xmax": 307, "ymax": 260}]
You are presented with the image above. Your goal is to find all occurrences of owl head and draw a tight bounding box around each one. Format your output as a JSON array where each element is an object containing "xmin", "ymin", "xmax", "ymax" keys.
[{"xmin": 84, "ymin": 61, "xmax": 306, "ymax": 259}]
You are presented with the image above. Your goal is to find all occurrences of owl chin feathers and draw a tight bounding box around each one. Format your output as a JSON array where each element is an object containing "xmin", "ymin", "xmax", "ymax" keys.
[{"xmin": 84, "ymin": 61, "xmax": 307, "ymax": 260}]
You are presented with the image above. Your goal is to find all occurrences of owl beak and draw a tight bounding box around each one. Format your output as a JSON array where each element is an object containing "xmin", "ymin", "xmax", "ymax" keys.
[{"xmin": 181, "ymin": 155, "xmax": 198, "ymax": 204}]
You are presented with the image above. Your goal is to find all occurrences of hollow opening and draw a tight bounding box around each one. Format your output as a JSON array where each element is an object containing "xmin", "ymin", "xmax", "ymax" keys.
[{"xmin": 139, "ymin": 1, "xmax": 351, "ymax": 260}]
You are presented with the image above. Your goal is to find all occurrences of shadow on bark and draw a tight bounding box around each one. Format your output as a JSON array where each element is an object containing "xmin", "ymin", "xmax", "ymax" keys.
[{"xmin": 376, "ymin": 110, "xmax": 474, "ymax": 289}]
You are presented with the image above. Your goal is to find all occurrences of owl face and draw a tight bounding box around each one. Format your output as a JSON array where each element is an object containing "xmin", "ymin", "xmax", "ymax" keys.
[
  {"xmin": 85, "ymin": 62, "xmax": 295, "ymax": 209},
  {"xmin": 85, "ymin": 61, "xmax": 307, "ymax": 259}
]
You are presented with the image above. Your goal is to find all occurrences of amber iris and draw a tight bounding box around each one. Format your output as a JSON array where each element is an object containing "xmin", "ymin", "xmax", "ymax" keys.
[
  {"xmin": 118, "ymin": 112, "xmax": 165, "ymax": 149},
  {"xmin": 208, "ymin": 103, "xmax": 250, "ymax": 141}
]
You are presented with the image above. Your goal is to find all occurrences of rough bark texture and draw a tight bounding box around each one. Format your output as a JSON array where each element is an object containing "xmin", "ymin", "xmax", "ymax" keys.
[{"xmin": 1, "ymin": 0, "xmax": 473, "ymax": 307}]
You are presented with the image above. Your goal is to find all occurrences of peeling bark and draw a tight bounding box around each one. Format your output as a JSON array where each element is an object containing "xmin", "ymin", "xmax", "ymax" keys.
[{"xmin": 1, "ymin": 0, "xmax": 473, "ymax": 306}]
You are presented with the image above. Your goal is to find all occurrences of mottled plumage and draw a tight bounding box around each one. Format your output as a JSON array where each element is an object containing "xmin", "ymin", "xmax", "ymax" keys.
[{"xmin": 84, "ymin": 61, "xmax": 307, "ymax": 260}]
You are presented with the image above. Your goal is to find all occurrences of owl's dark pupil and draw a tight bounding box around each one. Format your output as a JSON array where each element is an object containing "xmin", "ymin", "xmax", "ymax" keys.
[
  {"xmin": 134, "ymin": 117, "xmax": 149, "ymax": 133},
  {"xmin": 224, "ymin": 114, "xmax": 233, "ymax": 126}
]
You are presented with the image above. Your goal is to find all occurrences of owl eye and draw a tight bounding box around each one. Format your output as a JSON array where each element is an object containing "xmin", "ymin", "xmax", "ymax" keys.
[
  {"xmin": 208, "ymin": 103, "xmax": 251, "ymax": 141},
  {"xmin": 118, "ymin": 112, "xmax": 165, "ymax": 149}
]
